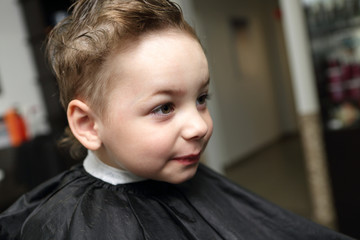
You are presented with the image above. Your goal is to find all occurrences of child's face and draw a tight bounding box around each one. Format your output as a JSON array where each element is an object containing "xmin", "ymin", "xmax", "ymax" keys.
[{"xmin": 96, "ymin": 30, "xmax": 213, "ymax": 184}]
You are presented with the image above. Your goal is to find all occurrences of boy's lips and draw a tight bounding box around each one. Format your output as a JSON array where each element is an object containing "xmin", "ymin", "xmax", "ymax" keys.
[{"xmin": 172, "ymin": 153, "xmax": 201, "ymax": 165}]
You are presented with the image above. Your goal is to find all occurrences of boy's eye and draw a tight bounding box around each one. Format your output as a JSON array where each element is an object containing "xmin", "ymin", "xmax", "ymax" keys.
[
  {"xmin": 197, "ymin": 94, "xmax": 210, "ymax": 106},
  {"xmin": 152, "ymin": 103, "xmax": 174, "ymax": 115}
]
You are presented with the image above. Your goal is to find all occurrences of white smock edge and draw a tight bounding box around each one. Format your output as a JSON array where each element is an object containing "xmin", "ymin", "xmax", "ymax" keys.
[{"xmin": 83, "ymin": 150, "xmax": 146, "ymax": 185}]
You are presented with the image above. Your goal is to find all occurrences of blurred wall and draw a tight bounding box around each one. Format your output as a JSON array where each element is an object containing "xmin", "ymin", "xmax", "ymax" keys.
[
  {"xmin": 0, "ymin": 0, "xmax": 49, "ymax": 137},
  {"xmin": 193, "ymin": 0, "xmax": 298, "ymax": 167}
]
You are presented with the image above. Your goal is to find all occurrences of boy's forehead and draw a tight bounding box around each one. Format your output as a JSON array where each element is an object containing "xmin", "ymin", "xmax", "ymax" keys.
[
  {"xmin": 112, "ymin": 29, "xmax": 202, "ymax": 59},
  {"xmin": 105, "ymin": 30, "xmax": 207, "ymax": 79}
]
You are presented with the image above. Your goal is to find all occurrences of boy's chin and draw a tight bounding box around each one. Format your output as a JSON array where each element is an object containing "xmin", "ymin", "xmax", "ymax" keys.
[{"xmin": 163, "ymin": 166, "xmax": 199, "ymax": 184}]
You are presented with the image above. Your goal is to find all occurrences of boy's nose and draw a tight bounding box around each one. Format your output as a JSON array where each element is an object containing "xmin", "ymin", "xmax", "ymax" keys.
[{"xmin": 181, "ymin": 110, "xmax": 209, "ymax": 141}]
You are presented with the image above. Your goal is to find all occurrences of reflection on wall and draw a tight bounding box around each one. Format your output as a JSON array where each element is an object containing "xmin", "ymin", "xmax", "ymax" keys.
[{"xmin": 231, "ymin": 17, "xmax": 271, "ymax": 84}]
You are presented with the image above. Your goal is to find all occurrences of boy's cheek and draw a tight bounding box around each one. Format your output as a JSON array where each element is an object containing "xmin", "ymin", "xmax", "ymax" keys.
[{"xmin": 206, "ymin": 115, "xmax": 214, "ymax": 139}]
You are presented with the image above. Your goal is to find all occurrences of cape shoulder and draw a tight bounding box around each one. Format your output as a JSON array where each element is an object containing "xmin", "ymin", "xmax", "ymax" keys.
[{"xmin": 0, "ymin": 164, "xmax": 354, "ymax": 240}]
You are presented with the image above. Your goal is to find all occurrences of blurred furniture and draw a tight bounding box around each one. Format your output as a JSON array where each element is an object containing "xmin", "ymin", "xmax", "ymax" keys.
[
  {"xmin": 19, "ymin": 0, "xmax": 72, "ymax": 138},
  {"xmin": 0, "ymin": 134, "xmax": 81, "ymax": 212}
]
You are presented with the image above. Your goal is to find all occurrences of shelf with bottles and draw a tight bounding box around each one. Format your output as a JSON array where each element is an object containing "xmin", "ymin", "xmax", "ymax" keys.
[
  {"xmin": 316, "ymin": 52, "xmax": 360, "ymax": 131},
  {"xmin": 323, "ymin": 100, "xmax": 360, "ymax": 131},
  {"xmin": 303, "ymin": 0, "xmax": 360, "ymax": 39},
  {"xmin": 306, "ymin": 11, "xmax": 360, "ymax": 131},
  {"xmin": 310, "ymin": 26, "xmax": 360, "ymax": 56}
]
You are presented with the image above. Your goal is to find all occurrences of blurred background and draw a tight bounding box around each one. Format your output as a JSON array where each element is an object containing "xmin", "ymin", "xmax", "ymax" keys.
[{"xmin": 0, "ymin": 0, "xmax": 359, "ymax": 238}]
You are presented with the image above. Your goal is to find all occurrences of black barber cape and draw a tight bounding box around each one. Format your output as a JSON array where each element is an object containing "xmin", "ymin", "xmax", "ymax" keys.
[{"xmin": 0, "ymin": 164, "xmax": 353, "ymax": 240}]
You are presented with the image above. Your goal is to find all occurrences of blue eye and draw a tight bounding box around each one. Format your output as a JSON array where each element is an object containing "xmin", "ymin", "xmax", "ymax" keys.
[{"xmin": 152, "ymin": 103, "xmax": 174, "ymax": 115}]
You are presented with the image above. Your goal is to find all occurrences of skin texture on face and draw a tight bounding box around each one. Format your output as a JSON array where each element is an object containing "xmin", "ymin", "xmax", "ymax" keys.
[{"xmin": 93, "ymin": 29, "xmax": 213, "ymax": 184}]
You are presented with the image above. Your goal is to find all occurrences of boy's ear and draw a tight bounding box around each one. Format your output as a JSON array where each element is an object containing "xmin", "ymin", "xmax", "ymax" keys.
[{"xmin": 67, "ymin": 99, "xmax": 102, "ymax": 150}]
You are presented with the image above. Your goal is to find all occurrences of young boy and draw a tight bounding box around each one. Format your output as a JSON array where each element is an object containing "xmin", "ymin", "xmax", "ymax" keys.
[{"xmin": 0, "ymin": 0, "xmax": 354, "ymax": 239}]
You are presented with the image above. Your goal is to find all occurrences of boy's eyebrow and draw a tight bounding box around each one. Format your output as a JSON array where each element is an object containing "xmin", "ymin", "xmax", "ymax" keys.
[
  {"xmin": 151, "ymin": 88, "xmax": 186, "ymax": 97},
  {"xmin": 150, "ymin": 78, "xmax": 210, "ymax": 97},
  {"xmin": 201, "ymin": 77, "xmax": 211, "ymax": 90},
  {"xmin": 135, "ymin": 78, "xmax": 210, "ymax": 106},
  {"xmin": 205, "ymin": 78, "xmax": 210, "ymax": 87}
]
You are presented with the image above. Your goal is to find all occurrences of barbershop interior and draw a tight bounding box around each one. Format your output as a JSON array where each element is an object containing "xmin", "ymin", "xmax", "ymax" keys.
[{"xmin": 1, "ymin": 0, "xmax": 360, "ymax": 238}]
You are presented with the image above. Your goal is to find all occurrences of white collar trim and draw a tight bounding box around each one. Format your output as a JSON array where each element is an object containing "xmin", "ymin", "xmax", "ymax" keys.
[{"xmin": 83, "ymin": 151, "xmax": 146, "ymax": 185}]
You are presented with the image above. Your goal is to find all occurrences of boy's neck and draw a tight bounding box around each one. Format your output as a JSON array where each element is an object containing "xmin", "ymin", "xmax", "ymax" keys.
[{"xmin": 83, "ymin": 150, "xmax": 146, "ymax": 185}]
